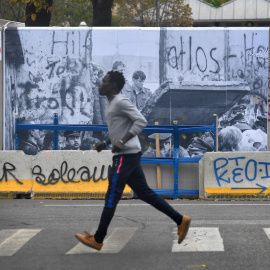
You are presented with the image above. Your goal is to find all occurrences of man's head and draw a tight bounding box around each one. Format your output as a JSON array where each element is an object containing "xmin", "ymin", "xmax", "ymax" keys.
[
  {"xmin": 112, "ymin": 61, "xmax": 126, "ymax": 74},
  {"xmin": 148, "ymin": 133, "xmax": 171, "ymax": 149},
  {"xmin": 30, "ymin": 129, "xmax": 40, "ymax": 143},
  {"xmin": 64, "ymin": 131, "xmax": 81, "ymax": 150},
  {"xmin": 43, "ymin": 132, "xmax": 54, "ymax": 150},
  {"xmin": 132, "ymin": 70, "xmax": 146, "ymax": 90},
  {"xmin": 99, "ymin": 71, "xmax": 125, "ymax": 96},
  {"xmin": 91, "ymin": 65, "xmax": 99, "ymax": 84},
  {"xmin": 218, "ymin": 126, "xmax": 242, "ymax": 151},
  {"xmin": 19, "ymin": 120, "xmax": 40, "ymax": 145}
]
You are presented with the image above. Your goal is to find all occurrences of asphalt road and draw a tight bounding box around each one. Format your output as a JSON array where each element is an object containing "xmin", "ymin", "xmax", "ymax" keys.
[{"xmin": 1, "ymin": 199, "xmax": 270, "ymax": 270}]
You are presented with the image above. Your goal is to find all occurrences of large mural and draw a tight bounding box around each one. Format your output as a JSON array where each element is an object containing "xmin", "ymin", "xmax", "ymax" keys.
[{"xmin": 4, "ymin": 27, "xmax": 269, "ymax": 157}]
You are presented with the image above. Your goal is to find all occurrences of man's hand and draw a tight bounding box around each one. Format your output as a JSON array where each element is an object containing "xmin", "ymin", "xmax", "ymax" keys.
[
  {"xmin": 112, "ymin": 140, "xmax": 125, "ymax": 153},
  {"xmin": 94, "ymin": 142, "xmax": 106, "ymax": 152}
]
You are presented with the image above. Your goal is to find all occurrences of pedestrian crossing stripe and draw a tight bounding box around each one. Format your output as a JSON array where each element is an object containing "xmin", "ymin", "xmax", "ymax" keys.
[
  {"xmin": 172, "ymin": 227, "xmax": 224, "ymax": 252},
  {"xmin": 2, "ymin": 227, "xmax": 270, "ymax": 255},
  {"xmin": 263, "ymin": 228, "xmax": 270, "ymax": 239},
  {"xmin": 66, "ymin": 227, "xmax": 137, "ymax": 254},
  {"xmin": 0, "ymin": 229, "xmax": 42, "ymax": 256}
]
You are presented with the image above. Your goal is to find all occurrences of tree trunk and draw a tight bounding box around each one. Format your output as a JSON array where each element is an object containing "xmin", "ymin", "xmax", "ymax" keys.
[
  {"xmin": 155, "ymin": 0, "xmax": 160, "ymax": 27},
  {"xmin": 25, "ymin": 0, "xmax": 53, "ymax": 27},
  {"xmin": 91, "ymin": 0, "xmax": 114, "ymax": 26},
  {"xmin": 139, "ymin": 1, "xmax": 144, "ymax": 27}
]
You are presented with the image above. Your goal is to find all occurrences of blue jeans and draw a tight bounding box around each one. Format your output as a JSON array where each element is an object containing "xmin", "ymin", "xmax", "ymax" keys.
[{"xmin": 94, "ymin": 153, "xmax": 183, "ymax": 243}]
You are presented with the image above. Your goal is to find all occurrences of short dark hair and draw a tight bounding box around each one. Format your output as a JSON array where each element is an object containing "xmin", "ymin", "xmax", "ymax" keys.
[
  {"xmin": 43, "ymin": 132, "xmax": 54, "ymax": 149},
  {"xmin": 132, "ymin": 70, "xmax": 146, "ymax": 80},
  {"xmin": 91, "ymin": 64, "xmax": 99, "ymax": 72},
  {"xmin": 19, "ymin": 129, "xmax": 30, "ymax": 141},
  {"xmin": 107, "ymin": 71, "xmax": 125, "ymax": 93},
  {"xmin": 64, "ymin": 131, "xmax": 81, "ymax": 137}
]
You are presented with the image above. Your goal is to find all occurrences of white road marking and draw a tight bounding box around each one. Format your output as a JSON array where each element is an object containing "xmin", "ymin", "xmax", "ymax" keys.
[
  {"xmin": 191, "ymin": 220, "xmax": 270, "ymax": 225},
  {"xmin": 263, "ymin": 228, "xmax": 270, "ymax": 239},
  {"xmin": 67, "ymin": 227, "xmax": 137, "ymax": 254},
  {"xmin": 0, "ymin": 229, "xmax": 42, "ymax": 256},
  {"xmin": 172, "ymin": 227, "xmax": 224, "ymax": 252},
  {"xmin": 44, "ymin": 204, "xmax": 270, "ymax": 207}
]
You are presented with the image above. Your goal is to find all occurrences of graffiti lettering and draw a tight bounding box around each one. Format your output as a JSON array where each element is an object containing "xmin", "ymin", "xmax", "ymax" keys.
[
  {"xmin": 196, "ymin": 47, "xmax": 207, "ymax": 72},
  {"xmin": 51, "ymin": 31, "xmax": 69, "ymax": 55},
  {"xmin": 10, "ymin": 29, "xmax": 94, "ymax": 136},
  {"xmin": 0, "ymin": 162, "xmax": 22, "ymax": 185},
  {"xmin": 45, "ymin": 59, "xmax": 61, "ymax": 79},
  {"xmin": 166, "ymin": 36, "xmax": 220, "ymax": 74},
  {"xmin": 210, "ymin": 48, "xmax": 220, "ymax": 74},
  {"xmin": 249, "ymin": 48, "xmax": 268, "ymax": 59},
  {"xmin": 32, "ymin": 161, "xmax": 110, "ymax": 186},
  {"xmin": 214, "ymin": 157, "xmax": 270, "ymax": 187}
]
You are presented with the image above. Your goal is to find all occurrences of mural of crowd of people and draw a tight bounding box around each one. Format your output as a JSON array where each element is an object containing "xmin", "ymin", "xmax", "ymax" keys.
[{"xmin": 4, "ymin": 27, "xmax": 268, "ymax": 156}]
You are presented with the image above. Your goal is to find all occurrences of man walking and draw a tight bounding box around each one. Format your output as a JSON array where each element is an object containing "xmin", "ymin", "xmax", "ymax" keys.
[{"xmin": 75, "ymin": 71, "xmax": 191, "ymax": 251}]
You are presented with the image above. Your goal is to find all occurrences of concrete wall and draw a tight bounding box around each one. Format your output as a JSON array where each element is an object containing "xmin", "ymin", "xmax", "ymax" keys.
[
  {"xmin": 4, "ymin": 148, "xmax": 270, "ymax": 200},
  {"xmin": 0, "ymin": 150, "xmax": 199, "ymax": 199},
  {"xmin": 199, "ymin": 151, "xmax": 270, "ymax": 199},
  {"xmin": 1, "ymin": 27, "xmax": 270, "ymax": 199},
  {"xmin": 0, "ymin": 150, "xmax": 132, "ymax": 199},
  {"xmin": 142, "ymin": 163, "xmax": 199, "ymax": 191}
]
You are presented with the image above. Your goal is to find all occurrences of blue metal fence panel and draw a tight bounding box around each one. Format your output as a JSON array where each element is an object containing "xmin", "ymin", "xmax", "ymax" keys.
[{"xmin": 14, "ymin": 114, "xmax": 217, "ymax": 199}]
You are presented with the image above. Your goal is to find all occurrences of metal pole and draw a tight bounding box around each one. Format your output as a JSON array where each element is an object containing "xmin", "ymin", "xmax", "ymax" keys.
[
  {"xmin": 173, "ymin": 120, "xmax": 179, "ymax": 199},
  {"xmin": 15, "ymin": 115, "xmax": 19, "ymax": 150},
  {"xmin": 155, "ymin": 122, "xmax": 162, "ymax": 189},
  {"xmin": 213, "ymin": 114, "xmax": 218, "ymax": 152},
  {"xmin": 53, "ymin": 113, "xmax": 59, "ymax": 150}
]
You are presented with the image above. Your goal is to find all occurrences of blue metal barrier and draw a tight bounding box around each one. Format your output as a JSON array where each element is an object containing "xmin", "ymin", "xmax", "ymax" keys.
[{"xmin": 15, "ymin": 113, "xmax": 218, "ymax": 199}]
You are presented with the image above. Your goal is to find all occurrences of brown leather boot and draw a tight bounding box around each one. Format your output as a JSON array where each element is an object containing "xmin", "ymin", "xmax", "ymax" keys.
[
  {"xmin": 177, "ymin": 215, "xmax": 191, "ymax": 244},
  {"xmin": 75, "ymin": 231, "xmax": 103, "ymax": 251}
]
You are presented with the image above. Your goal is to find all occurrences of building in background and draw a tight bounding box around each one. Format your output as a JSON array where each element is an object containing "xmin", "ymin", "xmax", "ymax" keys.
[{"xmin": 186, "ymin": 0, "xmax": 270, "ymax": 27}]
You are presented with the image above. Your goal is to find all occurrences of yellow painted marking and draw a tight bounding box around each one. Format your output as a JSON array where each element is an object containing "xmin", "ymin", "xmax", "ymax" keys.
[
  {"xmin": 205, "ymin": 187, "xmax": 270, "ymax": 194},
  {"xmin": 16, "ymin": 242, "xmax": 24, "ymax": 245},
  {"xmin": 188, "ymin": 265, "xmax": 207, "ymax": 268},
  {"xmin": 0, "ymin": 179, "xmax": 131, "ymax": 194},
  {"xmin": 0, "ymin": 180, "xmax": 34, "ymax": 192}
]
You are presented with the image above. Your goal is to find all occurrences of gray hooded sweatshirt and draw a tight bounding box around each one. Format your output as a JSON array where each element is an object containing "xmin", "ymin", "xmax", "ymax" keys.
[{"xmin": 105, "ymin": 94, "xmax": 147, "ymax": 155}]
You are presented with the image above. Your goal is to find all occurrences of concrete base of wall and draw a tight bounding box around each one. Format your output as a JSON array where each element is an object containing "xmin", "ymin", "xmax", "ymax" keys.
[
  {"xmin": 0, "ymin": 150, "xmax": 200, "ymax": 199},
  {"xmin": 0, "ymin": 191, "xmax": 133, "ymax": 200},
  {"xmin": 199, "ymin": 152, "xmax": 270, "ymax": 199},
  {"xmin": 142, "ymin": 163, "xmax": 200, "ymax": 198},
  {"xmin": 0, "ymin": 150, "xmax": 133, "ymax": 199}
]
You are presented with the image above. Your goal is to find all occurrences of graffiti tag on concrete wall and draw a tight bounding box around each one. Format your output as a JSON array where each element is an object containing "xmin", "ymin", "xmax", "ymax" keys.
[
  {"xmin": 0, "ymin": 151, "xmax": 133, "ymax": 199},
  {"xmin": 0, "ymin": 160, "xmax": 110, "ymax": 186},
  {"xmin": 5, "ymin": 29, "xmax": 94, "ymax": 127},
  {"xmin": 0, "ymin": 162, "xmax": 22, "ymax": 185},
  {"xmin": 32, "ymin": 161, "xmax": 110, "ymax": 186},
  {"xmin": 213, "ymin": 156, "xmax": 270, "ymax": 192},
  {"xmin": 164, "ymin": 32, "xmax": 268, "ymax": 86}
]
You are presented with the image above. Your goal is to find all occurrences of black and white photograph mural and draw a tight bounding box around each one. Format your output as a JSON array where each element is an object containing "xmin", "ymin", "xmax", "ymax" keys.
[{"xmin": 4, "ymin": 27, "xmax": 269, "ymax": 155}]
